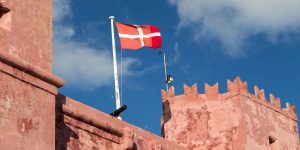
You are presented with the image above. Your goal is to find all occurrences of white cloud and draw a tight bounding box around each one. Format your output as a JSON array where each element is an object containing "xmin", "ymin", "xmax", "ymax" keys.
[
  {"xmin": 169, "ymin": 0, "xmax": 300, "ymax": 56},
  {"xmin": 53, "ymin": 0, "xmax": 138, "ymax": 89},
  {"xmin": 173, "ymin": 42, "xmax": 180, "ymax": 64},
  {"xmin": 53, "ymin": 0, "xmax": 71, "ymax": 23}
]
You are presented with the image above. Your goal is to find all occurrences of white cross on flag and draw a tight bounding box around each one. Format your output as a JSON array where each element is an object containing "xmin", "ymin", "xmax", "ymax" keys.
[{"xmin": 115, "ymin": 22, "xmax": 162, "ymax": 50}]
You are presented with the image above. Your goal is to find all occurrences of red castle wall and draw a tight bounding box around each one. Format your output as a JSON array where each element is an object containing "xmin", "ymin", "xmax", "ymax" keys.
[
  {"xmin": 55, "ymin": 94, "xmax": 186, "ymax": 150},
  {"xmin": 161, "ymin": 77, "xmax": 299, "ymax": 149},
  {"xmin": 0, "ymin": 1, "xmax": 60, "ymax": 149},
  {"xmin": 0, "ymin": 0, "xmax": 52, "ymax": 71}
]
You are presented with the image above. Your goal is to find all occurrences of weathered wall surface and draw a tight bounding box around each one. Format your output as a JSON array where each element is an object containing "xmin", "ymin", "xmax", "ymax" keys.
[
  {"xmin": 240, "ymin": 88, "xmax": 299, "ymax": 150},
  {"xmin": 0, "ymin": 51, "xmax": 63, "ymax": 149},
  {"xmin": 0, "ymin": 64, "xmax": 54, "ymax": 149},
  {"xmin": 0, "ymin": 0, "xmax": 52, "ymax": 71},
  {"xmin": 56, "ymin": 94, "xmax": 188, "ymax": 150},
  {"xmin": 161, "ymin": 77, "xmax": 299, "ymax": 150},
  {"xmin": 161, "ymin": 80, "xmax": 247, "ymax": 150},
  {"xmin": 0, "ymin": 0, "xmax": 63, "ymax": 149}
]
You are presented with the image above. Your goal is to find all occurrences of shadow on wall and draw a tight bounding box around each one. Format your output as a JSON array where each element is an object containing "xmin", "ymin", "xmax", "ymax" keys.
[
  {"xmin": 161, "ymin": 100, "xmax": 172, "ymax": 138},
  {"xmin": 55, "ymin": 94, "xmax": 79, "ymax": 150},
  {"xmin": 0, "ymin": 3, "xmax": 10, "ymax": 18}
]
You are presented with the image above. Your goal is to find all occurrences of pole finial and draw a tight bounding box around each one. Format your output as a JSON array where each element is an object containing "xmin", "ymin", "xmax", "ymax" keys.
[{"xmin": 109, "ymin": 16, "xmax": 115, "ymax": 20}]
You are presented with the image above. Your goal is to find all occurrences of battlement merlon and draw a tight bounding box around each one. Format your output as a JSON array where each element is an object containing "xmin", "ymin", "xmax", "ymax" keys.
[{"xmin": 161, "ymin": 76, "xmax": 298, "ymax": 121}]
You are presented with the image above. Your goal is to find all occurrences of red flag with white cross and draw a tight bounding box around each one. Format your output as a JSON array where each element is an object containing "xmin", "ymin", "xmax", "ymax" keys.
[{"xmin": 115, "ymin": 22, "xmax": 162, "ymax": 50}]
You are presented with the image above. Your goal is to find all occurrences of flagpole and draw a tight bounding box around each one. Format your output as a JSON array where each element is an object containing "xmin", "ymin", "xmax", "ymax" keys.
[
  {"xmin": 163, "ymin": 52, "xmax": 169, "ymax": 91},
  {"xmin": 109, "ymin": 16, "xmax": 122, "ymax": 120}
]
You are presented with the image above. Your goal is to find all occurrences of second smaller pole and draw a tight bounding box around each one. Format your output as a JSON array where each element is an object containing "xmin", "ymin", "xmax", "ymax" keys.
[{"xmin": 163, "ymin": 52, "xmax": 169, "ymax": 91}]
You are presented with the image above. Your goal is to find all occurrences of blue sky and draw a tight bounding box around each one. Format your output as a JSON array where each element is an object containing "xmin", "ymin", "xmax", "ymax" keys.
[{"xmin": 52, "ymin": 0, "xmax": 300, "ymax": 135}]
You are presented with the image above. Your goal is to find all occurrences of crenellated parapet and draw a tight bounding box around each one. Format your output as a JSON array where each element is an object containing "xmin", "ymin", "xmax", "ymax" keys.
[
  {"xmin": 227, "ymin": 76, "xmax": 248, "ymax": 94},
  {"xmin": 161, "ymin": 76, "xmax": 298, "ymax": 121}
]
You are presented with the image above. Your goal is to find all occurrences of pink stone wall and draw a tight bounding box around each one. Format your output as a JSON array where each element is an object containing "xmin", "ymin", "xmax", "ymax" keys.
[
  {"xmin": 240, "ymin": 94, "xmax": 299, "ymax": 149},
  {"xmin": 0, "ymin": 0, "xmax": 52, "ymax": 71},
  {"xmin": 161, "ymin": 83, "xmax": 246, "ymax": 149},
  {"xmin": 161, "ymin": 77, "xmax": 299, "ymax": 150},
  {"xmin": 0, "ymin": 1, "xmax": 62, "ymax": 149},
  {"xmin": 0, "ymin": 62, "xmax": 58, "ymax": 150},
  {"xmin": 56, "ymin": 94, "xmax": 187, "ymax": 150}
]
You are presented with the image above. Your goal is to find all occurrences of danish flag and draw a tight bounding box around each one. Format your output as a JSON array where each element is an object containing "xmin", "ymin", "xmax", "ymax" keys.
[{"xmin": 115, "ymin": 22, "xmax": 162, "ymax": 50}]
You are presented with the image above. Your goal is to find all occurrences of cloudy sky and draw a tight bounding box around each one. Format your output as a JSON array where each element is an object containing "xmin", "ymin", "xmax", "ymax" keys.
[{"xmin": 53, "ymin": 0, "xmax": 300, "ymax": 135}]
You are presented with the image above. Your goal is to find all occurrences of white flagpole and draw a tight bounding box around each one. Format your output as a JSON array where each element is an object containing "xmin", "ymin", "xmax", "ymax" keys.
[
  {"xmin": 163, "ymin": 52, "xmax": 169, "ymax": 91},
  {"xmin": 109, "ymin": 16, "xmax": 122, "ymax": 120}
]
